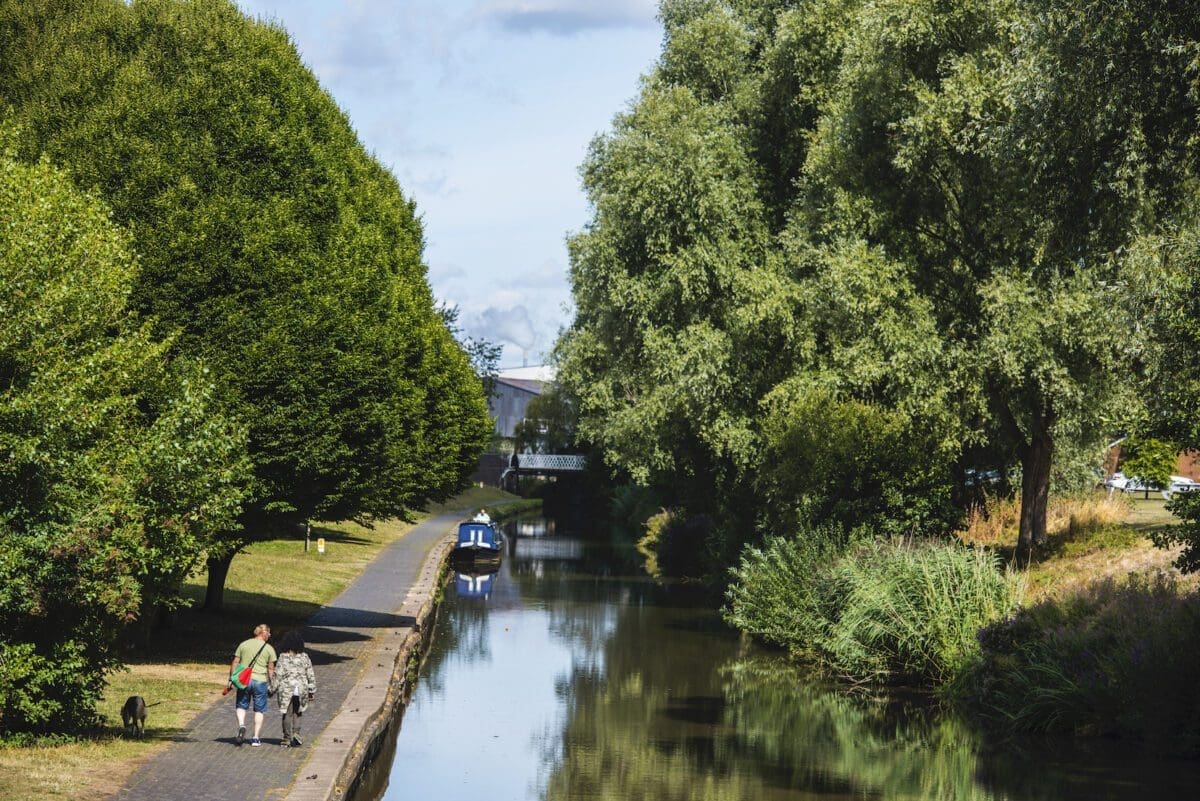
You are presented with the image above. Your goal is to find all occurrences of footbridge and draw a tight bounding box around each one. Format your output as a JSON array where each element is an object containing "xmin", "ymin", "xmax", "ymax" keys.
[{"xmin": 500, "ymin": 453, "xmax": 586, "ymax": 489}]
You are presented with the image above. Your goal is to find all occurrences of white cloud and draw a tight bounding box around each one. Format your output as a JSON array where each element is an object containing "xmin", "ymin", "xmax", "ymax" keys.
[
  {"xmin": 507, "ymin": 258, "xmax": 568, "ymax": 290},
  {"xmin": 428, "ymin": 261, "xmax": 468, "ymax": 283},
  {"xmin": 474, "ymin": 305, "xmax": 538, "ymax": 351},
  {"xmin": 477, "ymin": 0, "xmax": 657, "ymax": 35}
]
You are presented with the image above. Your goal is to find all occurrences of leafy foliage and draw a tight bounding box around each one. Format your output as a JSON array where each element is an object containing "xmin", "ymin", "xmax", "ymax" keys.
[
  {"xmin": 0, "ymin": 148, "xmax": 248, "ymax": 733},
  {"xmin": 756, "ymin": 382, "xmax": 957, "ymax": 539},
  {"xmin": 635, "ymin": 509, "xmax": 714, "ymax": 579},
  {"xmin": 0, "ymin": 0, "xmax": 491, "ymax": 605},
  {"xmin": 1155, "ymin": 491, "xmax": 1200, "ymax": 574},
  {"xmin": 513, "ymin": 385, "xmax": 578, "ymax": 454},
  {"xmin": 559, "ymin": 0, "xmax": 1177, "ymax": 562},
  {"xmin": 967, "ymin": 574, "xmax": 1200, "ymax": 754},
  {"xmin": 1120, "ymin": 436, "xmax": 1177, "ymax": 490}
]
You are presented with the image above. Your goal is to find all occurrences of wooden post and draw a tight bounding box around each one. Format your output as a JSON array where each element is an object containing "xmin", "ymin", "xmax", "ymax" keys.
[{"xmin": 305, "ymin": 520, "xmax": 311, "ymax": 552}]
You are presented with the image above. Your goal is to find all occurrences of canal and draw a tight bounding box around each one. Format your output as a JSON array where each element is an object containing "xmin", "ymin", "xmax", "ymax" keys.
[{"xmin": 354, "ymin": 512, "xmax": 1200, "ymax": 801}]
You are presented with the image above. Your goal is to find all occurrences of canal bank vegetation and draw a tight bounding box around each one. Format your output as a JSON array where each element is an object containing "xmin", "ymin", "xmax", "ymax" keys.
[
  {"xmin": 554, "ymin": 0, "xmax": 1200, "ymax": 755},
  {"xmin": 726, "ymin": 532, "xmax": 1024, "ymax": 689},
  {"xmin": 0, "ymin": 485, "xmax": 518, "ymax": 801},
  {"xmin": 0, "ymin": 0, "xmax": 493, "ymax": 744},
  {"xmin": 485, "ymin": 498, "xmax": 544, "ymax": 522},
  {"xmin": 724, "ymin": 490, "xmax": 1200, "ymax": 752}
]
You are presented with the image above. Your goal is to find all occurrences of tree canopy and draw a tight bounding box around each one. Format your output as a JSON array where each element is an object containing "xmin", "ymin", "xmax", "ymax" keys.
[
  {"xmin": 0, "ymin": 0, "xmax": 492, "ymax": 605},
  {"xmin": 559, "ymin": 0, "xmax": 1200, "ymax": 567},
  {"xmin": 0, "ymin": 144, "xmax": 248, "ymax": 732}
]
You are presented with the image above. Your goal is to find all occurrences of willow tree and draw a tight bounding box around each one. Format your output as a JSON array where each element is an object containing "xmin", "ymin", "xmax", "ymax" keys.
[
  {"xmin": 558, "ymin": 0, "xmax": 958, "ymax": 563},
  {"xmin": 562, "ymin": 0, "xmax": 1192, "ymax": 560},
  {"xmin": 805, "ymin": 0, "xmax": 1200, "ymax": 551},
  {"xmin": 0, "ymin": 0, "xmax": 491, "ymax": 606},
  {"xmin": 558, "ymin": 55, "xmax": 794, "ymax": 563}
]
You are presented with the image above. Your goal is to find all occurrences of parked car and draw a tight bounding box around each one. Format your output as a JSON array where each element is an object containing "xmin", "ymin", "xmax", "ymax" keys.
[
  {"xmin": 1120, "ymin": 476, "xmax": 1159, "ymax": 495},
  {"xmin": 1164, "ymin": 475, "xmax": 1200, "ymax": 500},
  {"xmin": 1103, "ymin": 471, "xmax": 1127, "ymax": 491},
  {"xmin": 964, "ymin": 468, "xmax": 1002, "ymax": 487}
]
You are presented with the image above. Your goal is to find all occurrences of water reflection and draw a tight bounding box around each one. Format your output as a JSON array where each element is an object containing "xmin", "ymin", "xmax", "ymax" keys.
[
  {"xmin": 363, "ymin": 514, "xmax": 1200, "ymax": 801},
  {"xmin": 455, "ymin": 568, "xmax": 498, "ymax": 599}
]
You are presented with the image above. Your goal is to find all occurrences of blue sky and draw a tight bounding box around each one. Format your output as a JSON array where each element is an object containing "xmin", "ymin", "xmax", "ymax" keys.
[{"xmin": 234, "ymin": 0, "xmax": 663, "ymax": 368}]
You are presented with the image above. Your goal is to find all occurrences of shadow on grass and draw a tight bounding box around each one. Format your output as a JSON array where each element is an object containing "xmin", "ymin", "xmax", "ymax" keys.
[
  {"xmin": 144, "ymin": 587, "xmax": 415, "ymax": 665},
  {"xmin": 1125, "ymin": 518, "xmax": 1180, "ymax": 537},
  {"xmin": 305, "ymin": 524, "xmax": 377, "ymax": 547},
  {"xmin": 73, "ymin": 725, "xmax": 200, "ymax": 745},
  {"xmin": 977, "ymin": 523, "xmax": 1152, "ymax": 571}
]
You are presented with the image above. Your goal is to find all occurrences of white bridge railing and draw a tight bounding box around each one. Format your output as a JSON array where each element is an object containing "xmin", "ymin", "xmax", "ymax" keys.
[{"xmin": 511, "ymin": 454, "xmax": 586, "ymax": 471}]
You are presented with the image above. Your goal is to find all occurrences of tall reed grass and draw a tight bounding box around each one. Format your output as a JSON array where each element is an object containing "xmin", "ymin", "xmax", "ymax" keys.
[
  {"xmin": 723, "ymin": 524, "xmax": 844, "ymax": 657},
  {"xmin": 821, "ymin": 540, "xmax": 1024, "ymax": 687},
  {"xmin": 725, "ymin": 530, "xmax": 1024, "ymax": 689}
]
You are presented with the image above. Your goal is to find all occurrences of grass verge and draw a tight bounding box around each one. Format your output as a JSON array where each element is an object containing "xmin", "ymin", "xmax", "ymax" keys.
[
  {"xmin": 0, "ymin": 485, "xmax": 518, "ymax": 801},
  {"xmin": 956, "ymin": 491, "xmax": 1191, "ymax": 600}
]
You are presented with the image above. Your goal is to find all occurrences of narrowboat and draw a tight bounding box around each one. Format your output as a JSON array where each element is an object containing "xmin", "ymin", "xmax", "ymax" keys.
[{"xmin": 452, "ymin": 512, "xmax": 504, "ymax": 562}]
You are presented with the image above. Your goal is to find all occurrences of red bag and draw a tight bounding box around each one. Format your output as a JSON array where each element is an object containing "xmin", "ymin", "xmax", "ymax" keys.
[
  {"xmin": 231, "ymin": 664, "xmax": 253, "ymax": 689},
  {"xmin": 229, "ymin": 640, "xmax": 268, "ymax": 691}
]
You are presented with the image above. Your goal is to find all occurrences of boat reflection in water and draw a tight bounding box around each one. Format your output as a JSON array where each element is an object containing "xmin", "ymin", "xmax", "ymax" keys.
[
  {"xmin": 359, "ymin": 509, "xmax": 1200, "ymax": 801},
  {"xmin": 454, "ymin": 567, "xmax": 498, "ymax": 600}
]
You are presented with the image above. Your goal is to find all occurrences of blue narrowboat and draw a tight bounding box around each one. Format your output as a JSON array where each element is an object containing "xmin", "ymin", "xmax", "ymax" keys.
[{"xmin": 453, "ymin": 513, "xmax": 504, "ymax": 561}]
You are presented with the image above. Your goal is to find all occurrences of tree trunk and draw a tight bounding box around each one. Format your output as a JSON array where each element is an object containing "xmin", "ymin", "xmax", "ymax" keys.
[
  {"xmin": 203, "ymin": 551, "xmax": 235, "ymax": 612},
  {"xmin": 1017, "ymin": 420, "xmax": 1054, "ymax": 558}
]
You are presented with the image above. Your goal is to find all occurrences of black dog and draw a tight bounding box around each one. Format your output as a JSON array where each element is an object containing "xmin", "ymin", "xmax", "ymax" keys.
[{"xmin": 121, "ymin": 695, "xmax": 147, "ymax": 738}]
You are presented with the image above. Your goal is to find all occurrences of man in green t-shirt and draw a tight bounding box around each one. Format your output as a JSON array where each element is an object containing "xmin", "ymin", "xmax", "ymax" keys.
[{"xmin": 228, "ymin": 623, "xmax": 277, "ymax": 746}]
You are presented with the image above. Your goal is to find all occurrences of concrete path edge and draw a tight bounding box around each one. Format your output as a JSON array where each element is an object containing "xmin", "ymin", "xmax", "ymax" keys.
[{"xmin": 282, "ymin": 533, "xmax": 456, "ymax": 801}]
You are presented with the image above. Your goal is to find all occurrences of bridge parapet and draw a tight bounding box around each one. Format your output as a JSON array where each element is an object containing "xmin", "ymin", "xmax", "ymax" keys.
[{"xmin": 514, "ymin": 454, "xmax": 586, "ymax": 471}]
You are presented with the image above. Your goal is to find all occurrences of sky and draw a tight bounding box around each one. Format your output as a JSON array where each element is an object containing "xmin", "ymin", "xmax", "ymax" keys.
[{"xmin": 233, "ymin": 0, "xmax": 664, "ymax": 369}]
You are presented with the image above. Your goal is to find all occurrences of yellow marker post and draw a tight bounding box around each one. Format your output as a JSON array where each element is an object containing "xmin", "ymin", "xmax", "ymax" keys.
[{"xmin": 317, "ymin": 537, "xmax": 326, "ymax": 555}]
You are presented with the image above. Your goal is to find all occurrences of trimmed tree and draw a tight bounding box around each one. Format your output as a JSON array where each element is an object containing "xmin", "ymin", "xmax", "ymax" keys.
[
  {"xmin": 0, "ymin": 145, "xmax": 248, "ymax": 733},
  {"xmin": 0, "ymin": 0, "xmax": 492, "ymax": 607}
]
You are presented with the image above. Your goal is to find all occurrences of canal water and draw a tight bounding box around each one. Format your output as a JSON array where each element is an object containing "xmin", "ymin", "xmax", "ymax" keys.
[{"xmin": 354, "ymin": 513, "xmax": 1200, "ymax": 801}]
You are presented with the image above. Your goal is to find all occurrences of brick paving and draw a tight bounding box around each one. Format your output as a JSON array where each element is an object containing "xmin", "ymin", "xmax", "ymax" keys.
[{"xmin": 110, "ymin": 511, "xmax": 463, "ymax": 801}]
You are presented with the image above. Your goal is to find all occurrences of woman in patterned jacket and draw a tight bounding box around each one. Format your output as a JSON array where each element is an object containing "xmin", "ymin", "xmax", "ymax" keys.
[{"xmin": 271, "ymin": 629, "xmax": 316, "ymax": 747}]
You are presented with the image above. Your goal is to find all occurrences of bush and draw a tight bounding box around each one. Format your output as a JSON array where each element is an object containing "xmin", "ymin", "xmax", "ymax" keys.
[
  {"xmin": 756, "ymin": 383, "xmax": 959, "ymax": 538},
  {"xmin": 723, "ymin": 524, "xmax": 847, "ymax": 656},
  {"xmin": 725, "ymin": 533, "xmax": 1023, "ymax": 689},
  {"xmin": 1158, "ymin": 490, "xmax": 1200, "ymax": 573},
  {"xmin": 637, "ymin": 510, "xmax": 713, "ymax": 579},
  {"xmin": 821, "ymin": 540, "xmax": 1024, "ymax": 687},
  {"xmin": 0, "ymin": 640, "xmax": 106, "ymax": 734},
  {"xmin": 609, "ymin": 484, "xmax": 662, "ymax": 536},
  {"xmin": 965, "ymin": 574, "xmax": 1200, "ymax": 753}
]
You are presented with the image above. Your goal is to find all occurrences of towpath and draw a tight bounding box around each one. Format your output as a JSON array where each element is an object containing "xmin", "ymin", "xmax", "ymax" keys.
[{"xmin": 110, "ymin": 510, "xmax": 462, "ymax": 801}]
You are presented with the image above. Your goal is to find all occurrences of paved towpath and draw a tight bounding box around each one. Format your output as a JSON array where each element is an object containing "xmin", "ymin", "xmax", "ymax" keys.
[{"xmin": 111, "ymin": 511, "xmax": 463, "ymax": 801}]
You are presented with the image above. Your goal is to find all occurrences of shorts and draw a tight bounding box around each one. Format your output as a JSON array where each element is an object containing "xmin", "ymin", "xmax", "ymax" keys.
[{"xmin": 236, "ymin": 679, "xmax": 269, "ymax": 713}]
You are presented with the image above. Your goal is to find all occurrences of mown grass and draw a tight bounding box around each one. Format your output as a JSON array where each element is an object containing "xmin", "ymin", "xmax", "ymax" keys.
[{"xmin": 0, "ymin": 485, "xmax": 517, "ymax": 801}]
